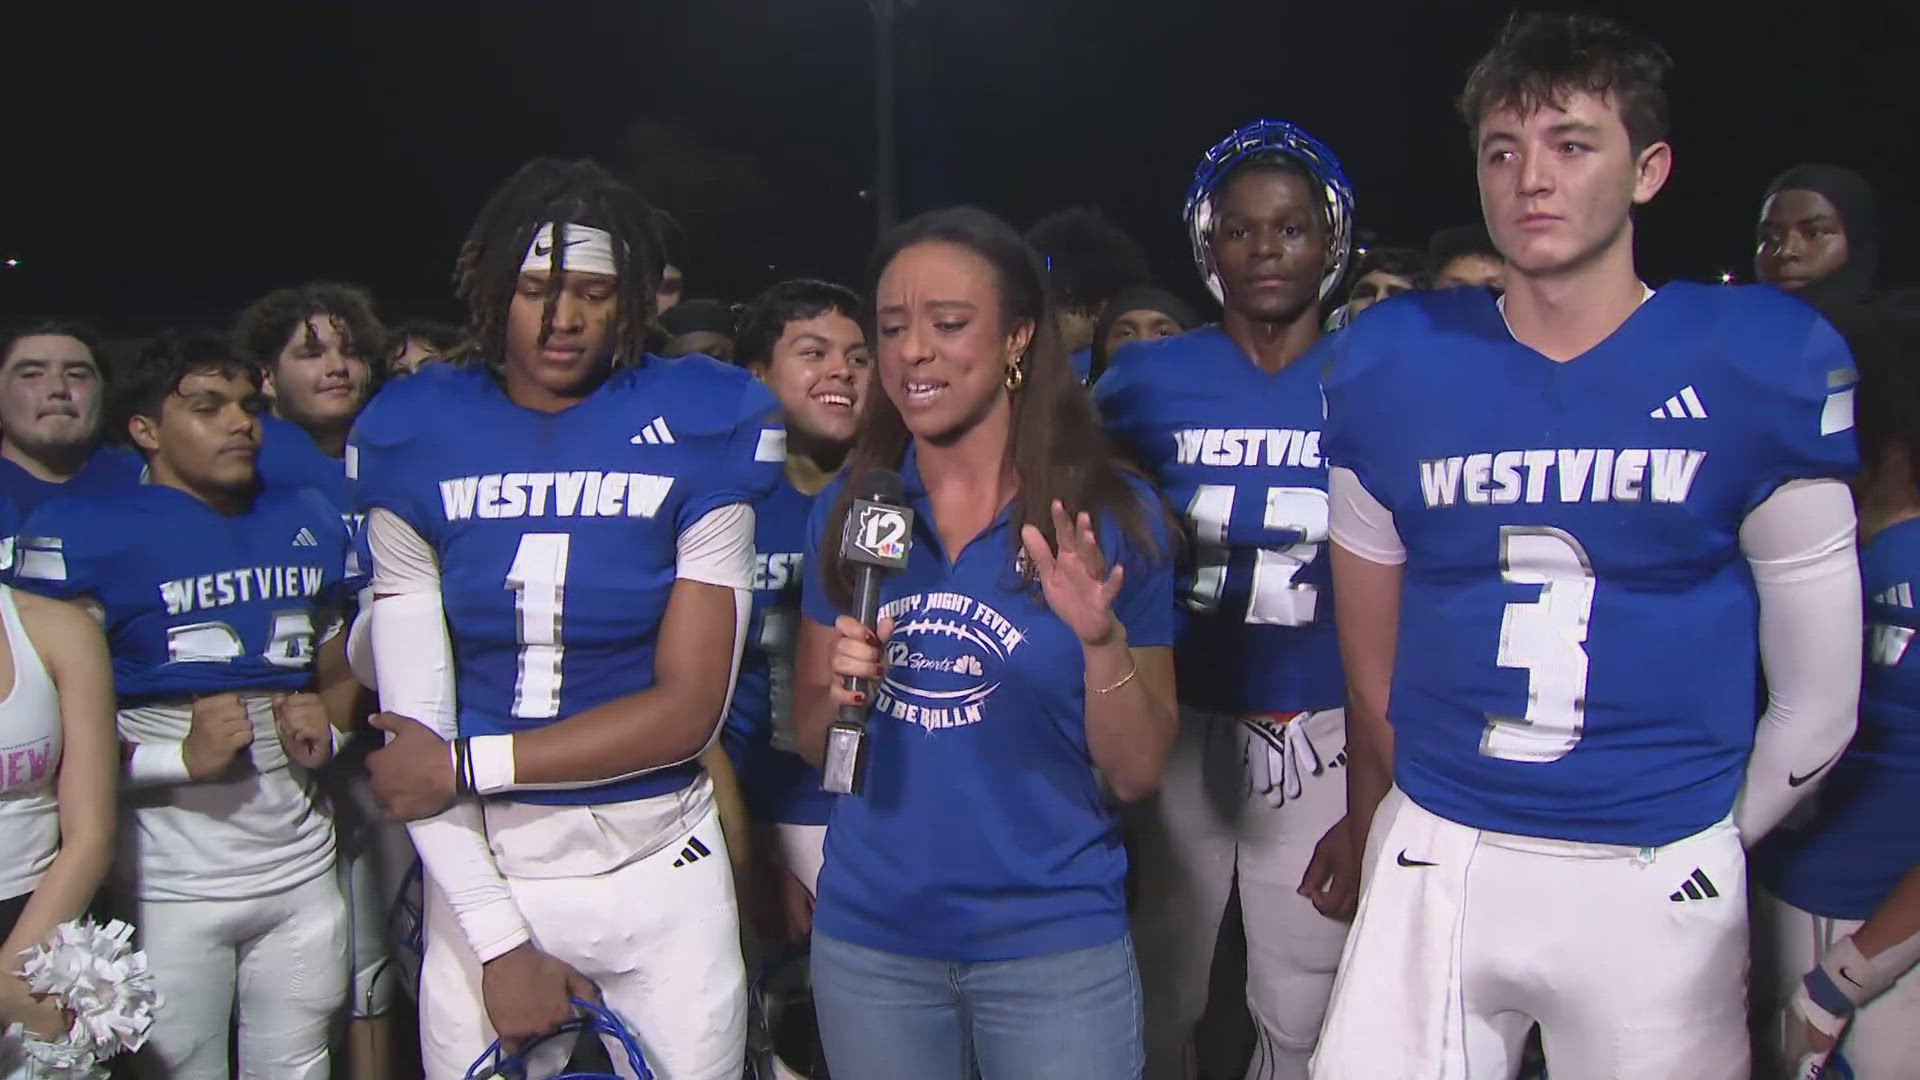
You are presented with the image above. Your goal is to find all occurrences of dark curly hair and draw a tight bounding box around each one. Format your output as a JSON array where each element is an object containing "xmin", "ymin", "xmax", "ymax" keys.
[
  {"xmin": 452, "ymin": 158, "xmax": 663, "ymax": 372},
  {"xmin": 1348, "ymin": 247, "xmax": 1428, "ymax": 294},
  {"xmin": 113, "ymin": 331, "xmax": 261, "ymax": 448},
  {"xmin": 232, "ymin": 283, "xmax": 386, "ymax": 381},
  {"xmin": 387, "ymin": 319, "xmax": 463, "ymax": 361},
  {"xmin": 1024, "ymin": 207, "xmax": 1151, "ymax": 316},
  {"xmin": 735, "ymin": 279, "xmax": 864, "ymax": 368},
  {"xmin": 1459, "ymin": 12, "xmax": 1672, "ymax": 154}
]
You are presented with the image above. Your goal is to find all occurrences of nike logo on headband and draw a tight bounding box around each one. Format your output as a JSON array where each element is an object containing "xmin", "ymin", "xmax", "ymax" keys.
[{"xmin": 532, "ymin": 236, "xmax": 590, "ymax": 258}]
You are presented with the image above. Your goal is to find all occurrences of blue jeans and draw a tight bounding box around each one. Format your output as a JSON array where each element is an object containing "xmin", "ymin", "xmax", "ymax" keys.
[{"xmin": 811, "ymin": 932, "xmax": 1144, "ymax": 1080}]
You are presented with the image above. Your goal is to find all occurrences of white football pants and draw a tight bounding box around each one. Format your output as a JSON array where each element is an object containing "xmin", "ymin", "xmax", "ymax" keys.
[
  {"xmin": 1312, "ymin": 788, "xmax": 1749, "ymax": 1080},
  {"xmin": 417, "ymin": 800, "xmax": 747, "ymax": 1080},
  {"xmin": 135, "ymin": 871, "xmax": 348, "ymax": 1080},
  {"xmin": 1129, "ymin": 707, "xmax": 1350, "ymax": 1080}
]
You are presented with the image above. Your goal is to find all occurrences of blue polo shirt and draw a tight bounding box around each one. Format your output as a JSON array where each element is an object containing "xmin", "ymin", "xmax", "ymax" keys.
[{"xmin": 801, "ymin": 453, "xmax": 1174, "ymax": 961}]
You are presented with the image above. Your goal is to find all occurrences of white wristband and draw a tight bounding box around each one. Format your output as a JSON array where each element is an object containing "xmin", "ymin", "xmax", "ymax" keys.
[
  {"xmin": 126, "ymin": 742, "xmax": 192, "ymax": 786},
  {"xmin": 1823, "ymin": 933, "xmax": 1920, "ymax": 1007},
  {"xmin": 468, "ymin": 734, "xmax": 517, "ymax": 796}
]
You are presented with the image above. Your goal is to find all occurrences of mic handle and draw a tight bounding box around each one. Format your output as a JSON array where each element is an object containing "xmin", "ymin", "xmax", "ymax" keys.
[{"xmin": 822, "ymin": 563, "xmax": 885, "ymax": 795}]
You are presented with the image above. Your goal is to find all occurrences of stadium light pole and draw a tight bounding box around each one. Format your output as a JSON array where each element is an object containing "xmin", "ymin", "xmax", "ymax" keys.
[{"xmin": 870, "ymin": 0, "xmax": 897, "ymax": 235}]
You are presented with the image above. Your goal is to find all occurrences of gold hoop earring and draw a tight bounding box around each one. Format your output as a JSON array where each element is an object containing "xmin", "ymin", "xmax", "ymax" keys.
[{"xmin": 1004, "ymin": 356, "xmax": 1025, "ymax": 392}]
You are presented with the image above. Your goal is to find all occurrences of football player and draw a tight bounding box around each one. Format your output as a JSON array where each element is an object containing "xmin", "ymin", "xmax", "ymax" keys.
[
  {"xmin": 349, "ymin": 158, "xmax": 781, "ymax": 1079},
  {"xmin": 0, "ymin": 322, "xmax": 143, "ymax": 545},
  {"xmin": 1094, "ymin": 119, "xmax": 1357, "ymax": 1080},
  {"xmin": 1311, "ymin": 15, "xmax": 1862, "ymax": 1078},
  {"xmin": 1752, "ymin": 298, "xmax": 1920, "ymax": 1078},
  {"xmin": 726, "ymin": 279, "xmax": 871, "ymax": 928},
  {"xmin": 234, "ymin": 282, "xmax": 397, "ymax": 1079},
  {"xmin": 11, "ymin": 331, "xmax": 357, "ymax": 1079}
]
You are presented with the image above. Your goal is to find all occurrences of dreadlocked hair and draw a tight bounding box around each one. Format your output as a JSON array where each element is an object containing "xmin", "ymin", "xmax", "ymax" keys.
[{"xmin": 450, "ymin": 158, "xmax": 663, "ymax": 373}]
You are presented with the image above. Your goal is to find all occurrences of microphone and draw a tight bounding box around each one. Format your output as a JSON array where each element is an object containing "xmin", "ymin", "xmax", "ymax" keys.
[{"xmin": 821, "ymin": 468, "xmax": 914, "ymax": 795}]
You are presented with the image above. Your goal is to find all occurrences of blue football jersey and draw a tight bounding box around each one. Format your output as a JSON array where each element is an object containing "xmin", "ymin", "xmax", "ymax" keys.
[
  {"xmin": 721, "ymin": 476, "xmax": 832, "ymax": 825},
  {"xmin": 8, "ymin": 485, "xmax": 350, "ymax": 705},
  {"xmin": 258, "ymin": 412, "xmax": 367, "ymax": 593},
  {"xmin": 0, "ymin": 444, "xmax": 145, "ymax": 519},
  {"xmin": 0, "ymin": 445, "xmax": 144, "ymax": 573},
  {"xmin": 348, "ymin": 360, "xmax": 784, "ymax": 807},
  {"xmin": 801, "ymin": 455, "xmax": 1175, "ymax": 962},
  {"xmin": 259, "ymin": 414, "xmax": 351, "ymax": 519},
  {"xmin": 1755, "ymin": 518, "xmax": 1920, "ymax": 919},
  {"xmin": 1095, "ymin": 326, "xmax": 1343, "ymax": 714},
  {"xmin": 1322, "ymin": 284, "xmax": 1860, "ymax": 846}
]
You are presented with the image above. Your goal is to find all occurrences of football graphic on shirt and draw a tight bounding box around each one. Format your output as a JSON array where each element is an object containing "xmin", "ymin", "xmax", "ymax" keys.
[{"xmin": 874, "ymin": 591, "xmax": 1027, "ymax": 731}]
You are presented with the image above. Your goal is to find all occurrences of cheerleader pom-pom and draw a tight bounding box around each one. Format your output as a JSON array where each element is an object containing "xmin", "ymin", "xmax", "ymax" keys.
[
  {"xmin": 15, "ymin": 920, "xmax": 159, "ymax": 1063},
  {"xmin": 2, "ymin": 1020, "xmax": 102, "ymax": 1079}
]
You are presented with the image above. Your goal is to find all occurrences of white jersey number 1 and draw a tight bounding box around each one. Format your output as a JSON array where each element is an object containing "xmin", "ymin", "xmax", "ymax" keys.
[
  {"xmin": 1481, "ymin": 526, "xmax": 1594, "ymax": 763},
  {"xmin": 505, "ymin": 532, "xmax": 570, "ymax": 718}
]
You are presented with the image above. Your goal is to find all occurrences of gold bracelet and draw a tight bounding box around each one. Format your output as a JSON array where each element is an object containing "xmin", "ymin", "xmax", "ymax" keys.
[{"xmin": 1089, "ymin": 661, "xmax": 1138, "ymax": 695}]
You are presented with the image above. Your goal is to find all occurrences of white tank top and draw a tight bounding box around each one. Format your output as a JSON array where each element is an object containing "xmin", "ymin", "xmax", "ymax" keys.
[{"xmin": 0, "ymin": 584, "xmax": 63, "ymax": 900}]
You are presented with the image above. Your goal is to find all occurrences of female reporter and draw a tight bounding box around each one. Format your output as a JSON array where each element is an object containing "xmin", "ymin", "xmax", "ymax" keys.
[{"xmin": 793, "ymin": 207, "xmax": 1177, "ymax": 1080}]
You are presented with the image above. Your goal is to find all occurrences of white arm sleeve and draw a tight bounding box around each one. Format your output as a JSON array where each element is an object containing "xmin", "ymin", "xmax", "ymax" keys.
[
  {"xmin": 1733, "ymin": 479, "xmax": 1863, "ymax": 845},
  {"xmin": 1328, "ymin": 466, "xmax": 1407, "ymax": 565},
  {"xmin": 367, "ymin": 508, "xmax": 531, "ymax": 962},
  {"xmin": 679, "ymin": 503, "xmax": 754, "ymax": 758},
  {"xmin": 467, "ymin": 503, "xmax": 754, "ymax": 795}
]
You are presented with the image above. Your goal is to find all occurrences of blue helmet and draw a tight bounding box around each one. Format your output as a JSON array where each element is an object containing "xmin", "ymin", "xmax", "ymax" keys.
[
  {"xmin": 463, "ymin": 997, "xmax": 653, "ymax": 1080},
  {"xmin": 1184, "ymin": 119, "xmax": 1356, "ymax": 306}
]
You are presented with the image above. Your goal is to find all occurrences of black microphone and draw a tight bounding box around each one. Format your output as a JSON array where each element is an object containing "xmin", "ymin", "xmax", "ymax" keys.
[{"xmin": 821, "ymin": 468, "xmax": 914, "ymax": 795}]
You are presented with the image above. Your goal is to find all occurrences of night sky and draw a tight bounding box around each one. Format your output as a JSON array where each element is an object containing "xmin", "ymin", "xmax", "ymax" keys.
[{"xmin": 8, "ymin": 1, "xmax": 1917, "ymax": 334}]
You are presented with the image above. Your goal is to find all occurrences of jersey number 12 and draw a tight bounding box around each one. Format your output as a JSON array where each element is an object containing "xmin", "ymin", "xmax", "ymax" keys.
[{"xmin": 1185, "ymin": 485, "xmax": 1326, "ymax": 626}]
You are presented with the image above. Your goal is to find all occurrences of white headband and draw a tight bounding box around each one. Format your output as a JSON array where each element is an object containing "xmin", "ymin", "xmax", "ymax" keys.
[{"xmin": 521, "ymin": 222, "xmax": 618, "ymax": 277}]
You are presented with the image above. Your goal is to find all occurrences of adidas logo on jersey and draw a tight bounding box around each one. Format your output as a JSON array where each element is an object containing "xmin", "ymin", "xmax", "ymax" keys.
[
  {"xmin": 1648, "ymin": 385, "xmax": 1709, "ymax": 420},
  {"xmin": 1418, "ymin": 448, "xmax": 1706, "ymax": 509},
  {"xmin": 1668, "ymin": 867, "xmax": 1720, "ymax": 902},
  {"xmin": 671, "ymin": 835, "xmax": 712, "ymax": 868},
  {"xmin": 1873, "ymin": 582, "xmax": 1915, "ymax": 609},
  {"xmin": 437, "ymin": 471, "xmax": 674, "ymax": 522},
  {"xmin": 630, "ymin": 417, "xmax": 675, "ymax": 445},
  {"xmin": 291, "ymin": 527, "xmax": 319, "ymax": 547}
]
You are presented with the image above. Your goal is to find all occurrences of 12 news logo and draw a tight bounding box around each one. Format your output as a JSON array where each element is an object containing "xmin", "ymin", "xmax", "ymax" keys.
[{"xmin": 854, "ymin": 504, "xmax": 910, "ymax": 563}]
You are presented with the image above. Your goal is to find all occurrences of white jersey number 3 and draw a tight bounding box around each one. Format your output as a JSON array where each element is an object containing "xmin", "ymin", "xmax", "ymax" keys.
[
  {"xmin": 1184, "ymin": 485, "xmax": 1327, "ymax": 627},
  {"xmin": 506, "ymin": 533, "xmax": 570, "ymax": 718},
  {"xmin": 1481, "ymin": 526, "xmax": 1594, "ymax": 763}
]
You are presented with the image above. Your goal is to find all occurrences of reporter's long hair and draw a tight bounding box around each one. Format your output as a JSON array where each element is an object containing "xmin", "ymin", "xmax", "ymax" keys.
[{"xmin": 821, "ymin": 206, "xmax": 1168, "ymax": 610}]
